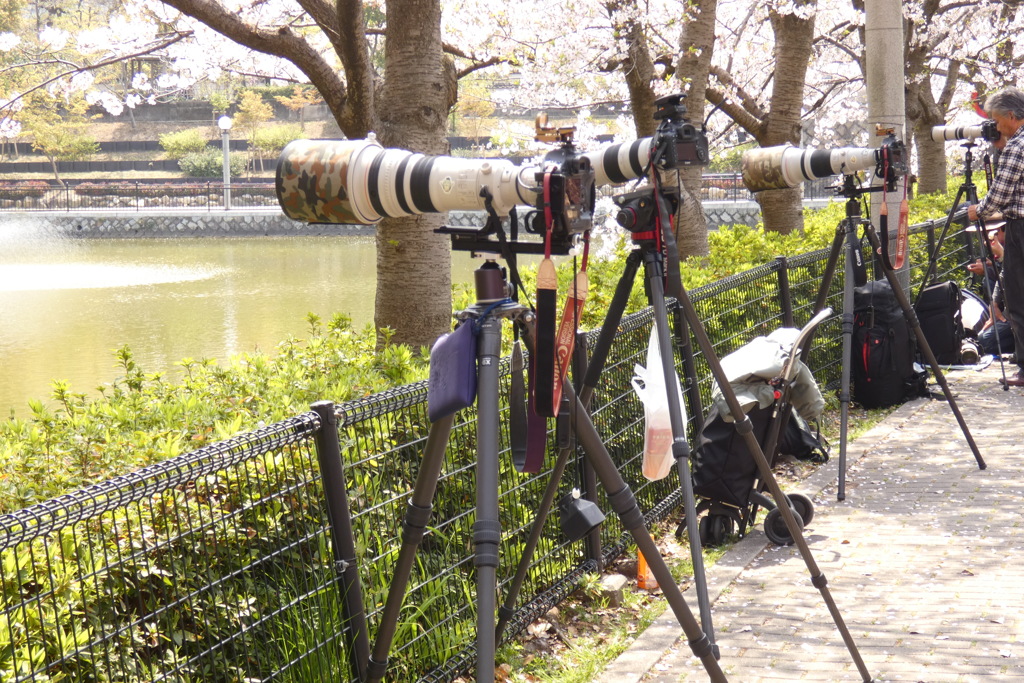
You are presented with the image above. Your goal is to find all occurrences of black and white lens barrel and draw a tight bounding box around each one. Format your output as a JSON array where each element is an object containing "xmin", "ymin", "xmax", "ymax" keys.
[
  {"xmin": 930, "ymin": 125, "xmax": 985, "ymax": 142},
  {"xmin": 741, "ymin": 144, "xmax": 875, "ymax": 192},
  {"xmin": 276, "ymin": 136, "xmax": 530, "ymax": 224},
  {"xmin": 584, "ymin": 137, "xmax": 654, "ymax": 186},
  {"xmin": 276, "ymin": 134, "xmax": 656, "ymax": 225}
]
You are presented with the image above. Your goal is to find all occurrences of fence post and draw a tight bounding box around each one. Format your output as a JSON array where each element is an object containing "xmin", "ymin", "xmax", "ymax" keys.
[
  {"xmin": 775, "ymin": 256, "xmax": 795, "ymax": 327},
  {"xmin": 311, "ymin": 401, "xmax": 371, "ymax": 680}
]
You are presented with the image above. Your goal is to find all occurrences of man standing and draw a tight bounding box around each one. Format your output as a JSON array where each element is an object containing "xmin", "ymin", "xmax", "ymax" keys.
[{"xmin": 968, "ymin": 87, "xmax": 1024, "ymax": 386}]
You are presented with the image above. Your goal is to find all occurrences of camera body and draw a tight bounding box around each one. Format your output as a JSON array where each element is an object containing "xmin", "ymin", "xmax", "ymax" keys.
[
  {"xmin": 651, "ymin": 94, "xmax": 711, "ymax": 169},
  {"xmin": 528, "ymin": 138, "xmax": 597, "ymax": 240}
]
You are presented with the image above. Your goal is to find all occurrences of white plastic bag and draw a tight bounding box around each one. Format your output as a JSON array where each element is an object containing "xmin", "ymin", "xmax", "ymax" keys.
[{"xmin": 631, "ymin": 326, "xmax": 686, "ymax": 481}]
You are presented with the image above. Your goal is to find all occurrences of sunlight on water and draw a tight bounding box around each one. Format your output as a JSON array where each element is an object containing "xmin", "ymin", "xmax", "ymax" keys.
[
  {"xmin": 0, "ymin": 230, "xmax": 478, "ymax": 416},
  {"xmin": 0, "ymin": 263, "xmax": 224, "ymax": 292}
]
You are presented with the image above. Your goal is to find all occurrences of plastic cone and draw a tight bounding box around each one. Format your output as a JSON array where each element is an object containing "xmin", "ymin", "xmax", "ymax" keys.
[{"xmin": 637, "ymin": 550, "xmax": 658, "ymax": 590}]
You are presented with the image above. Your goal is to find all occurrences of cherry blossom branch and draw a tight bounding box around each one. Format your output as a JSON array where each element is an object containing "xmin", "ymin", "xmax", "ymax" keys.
[{"xmin": 0, "ymin": 33, "xmax": 190, "ymax": 114}]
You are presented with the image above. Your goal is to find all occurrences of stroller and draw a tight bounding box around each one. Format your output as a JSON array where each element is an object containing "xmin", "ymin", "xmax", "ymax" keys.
[{"xmin": 687, "ymin": 309, "xmax": 831, "ymax": 546}]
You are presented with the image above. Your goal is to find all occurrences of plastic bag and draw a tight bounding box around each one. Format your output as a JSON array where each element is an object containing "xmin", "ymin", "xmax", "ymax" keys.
[{"xmin": 631, "ymin": 326, "xmax": 686, "ymax": 481}]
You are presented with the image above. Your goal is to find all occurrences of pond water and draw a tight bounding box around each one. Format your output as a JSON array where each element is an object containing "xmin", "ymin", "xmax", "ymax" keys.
[{"xmin": 0, "ymin": 229, "xmax": 479, "ymax": 417}]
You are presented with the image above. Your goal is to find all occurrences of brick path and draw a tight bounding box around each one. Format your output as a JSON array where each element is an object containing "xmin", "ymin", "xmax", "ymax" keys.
[{"xmin": 600, "ymin": 362, "xmax": 1024, "ymax": 682}]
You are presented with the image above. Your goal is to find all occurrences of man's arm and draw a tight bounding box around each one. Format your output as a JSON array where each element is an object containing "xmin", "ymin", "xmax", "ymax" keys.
[{"xmin": 974, "ymin": 142, "xmax": 1024, "ymax": 219}]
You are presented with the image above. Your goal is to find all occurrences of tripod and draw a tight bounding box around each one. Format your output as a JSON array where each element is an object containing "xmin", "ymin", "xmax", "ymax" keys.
[
  {"xmin": 914, "ymin": 141, "xmax": 1009, "ymax": 386},
  {"xmin": 361, "ymin": 264, "xmax": 727, "ymax": 683},
  {"xmin": 808, "ymin": 175, "xmax": 987, "ymax": 502},
  {"xmin": 496, "ymin": 176, "xmax": 873, "ymax": 680}
]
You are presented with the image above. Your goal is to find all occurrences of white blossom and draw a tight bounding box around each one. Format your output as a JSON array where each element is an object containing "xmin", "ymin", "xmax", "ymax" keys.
[
  {"xmin": 38, "ymin": 26, "xmax": 69, "ymax": 50},
  {"xmin": 0, "ymin": 118, "xmax": 22, "ymax": 139},
  {"xmin": 0, "ymin": 32, "xmax": 20, "ymax": 52},
  {"xmin": 131, "ymin": 73, "xmax": 152, "ymax": 91}
]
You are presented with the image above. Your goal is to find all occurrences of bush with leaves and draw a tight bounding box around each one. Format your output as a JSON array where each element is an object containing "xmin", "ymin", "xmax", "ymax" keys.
[
  {"xmin": 158, "ymin": 128, "xmax": 211, "ymax": 160},
  {"xmin": 0, "ymin": 314, "xmax": 427, "ymax": 513},
  {"xmin": 252, "ymin": 123, "xmax": 303, "ymax": 159},
  {"xmin": 178, "ymin": 147, "xmax": 246, "ymax": 178}
]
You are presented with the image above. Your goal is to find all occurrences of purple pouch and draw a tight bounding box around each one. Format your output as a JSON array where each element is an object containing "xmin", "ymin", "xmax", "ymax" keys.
[{"xmin": 427, "ymin": 322, "xmax": 478, "ymax": 422}]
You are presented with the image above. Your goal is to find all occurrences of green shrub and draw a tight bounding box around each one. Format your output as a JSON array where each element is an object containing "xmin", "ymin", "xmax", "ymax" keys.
[
  {"xmin": 252, "ymin": 123, "xmax": 304, "ymax": 157},
  {"xmin": 0, "ymin": 314, "xmax": 427, "ymax": 513},
  {"xmin": 178, "ymin": 148, "xmax": 246, "ymax": 178},
  {"xmin": 241, "ymin": 85, "xmax": 296, "ymax": 100},
  {"xmin": 158, "ymin": 128, "xmax": 211, "ymax": 160}
]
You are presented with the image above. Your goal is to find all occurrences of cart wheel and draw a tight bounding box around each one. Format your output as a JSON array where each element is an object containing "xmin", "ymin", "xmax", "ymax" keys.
[
  {"xmin": 764, "ymin": 507, "xmax": 804, "ymax": 545},
  {"xmin": 698, "ymin": 515, "xmax": 711, "ymax": 544},
  {"xmin": 787, "ymin": 493, "xmax": 814, "ymax": 526},
  {"xmin": 710, "ymin": 514, "xmax": 733, "ymax": 545}
]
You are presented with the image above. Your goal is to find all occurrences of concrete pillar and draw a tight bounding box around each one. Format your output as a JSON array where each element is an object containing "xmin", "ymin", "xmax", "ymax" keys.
[{"xmin": 865, "ymin": 0, "xmax": 910, "ymax": 287}]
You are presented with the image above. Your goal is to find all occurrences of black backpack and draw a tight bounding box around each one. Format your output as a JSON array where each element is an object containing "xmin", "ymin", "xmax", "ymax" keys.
[
  {"xmin": 914, "ymin": 281, "xmax": 965, "ymax": 364},
  {"xmin": 852, "ymin": 280, "xmax": 927, "ymax": 409}
]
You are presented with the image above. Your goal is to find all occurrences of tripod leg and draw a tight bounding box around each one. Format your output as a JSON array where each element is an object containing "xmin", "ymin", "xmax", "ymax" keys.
[
  {"xmin": 670, "ymin": 283, "xmax": 874, "ymax": 682},
  {"xmin": 475, "ymin": 314, "xmax": 503, "ymax": 682},
  {"xmin": 837, "ymin": 221, "xmax": 860, "ymax": 501},
  {"xmin": 364, "ymin": 413, "xmax": 455, "ymax": 683},
  {"xmin": 580, "ymin": 250, "xmax": 642, "ymax": 403},
  {"xmin": 863, "ymin": 224, "xmax": 988, "ymax": 471},
  {"xmin": 519, "ymin": 321, "xmax": 727, "ymax": 681},
  {"xmin": 566, "ymin": 383, "xmax": 728, "ymax": 682},
  {"xmin": 806, "ymin": 221, "xmax": 852, "ymax": 500},
  {"xmin": 965, "ymin": 184, "xmax": 1009, "ymax": 387},
  {"xmin": 642, "ymin": 249, "xmax": 717, "ymax": 655},
  {"xmin": 915, "ymin": 184, "xmax": 967, "ymax": 300}
]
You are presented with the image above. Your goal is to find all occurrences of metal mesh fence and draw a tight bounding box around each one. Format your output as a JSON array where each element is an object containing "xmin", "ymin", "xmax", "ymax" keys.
[{"xmin": 0, "ymin": 213, "xmax": 979, "ymax": 682}]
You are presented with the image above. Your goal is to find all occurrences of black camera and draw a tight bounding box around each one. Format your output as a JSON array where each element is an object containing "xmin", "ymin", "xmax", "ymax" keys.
[
  {"xmin": 528, "ymin": 131, "xmax": 597, "ymax": 239},
  {"xmin": 651, "ymin": 94, "xmax": 711, "ymax": 169}
]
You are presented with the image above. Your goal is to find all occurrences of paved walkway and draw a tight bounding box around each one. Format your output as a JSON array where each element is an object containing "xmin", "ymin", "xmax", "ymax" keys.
[{"xmin": 599, "ymin": 361, "xmax": 1024, "ymax": 682}]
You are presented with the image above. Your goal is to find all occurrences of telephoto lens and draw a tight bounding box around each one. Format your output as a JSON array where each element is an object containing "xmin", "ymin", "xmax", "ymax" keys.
[
  {"xmin": 930, "ymin": 121, "xmax": 1000, "ymax": 143},
  {"xmin": 741, "ymin": 144, "xmax": 876, "ymax": 192}
]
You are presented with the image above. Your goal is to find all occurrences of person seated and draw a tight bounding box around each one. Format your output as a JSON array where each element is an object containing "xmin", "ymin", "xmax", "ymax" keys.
[
  {"xmin": 966, "ymin": 221, "xmax": 1005, "ymax": 295},
  {"xmin": 978, "ymin": 279, "xmax": 1016, "ymax": 356}
]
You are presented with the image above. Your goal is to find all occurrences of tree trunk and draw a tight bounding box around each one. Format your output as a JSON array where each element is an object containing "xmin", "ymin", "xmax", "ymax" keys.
[
  {"xmin": 755, "ymin": 186, "xmax": 803, "ymax": 233},
  {"xmin": 758, "ymin": 4, "xmax": 816, "ymax": 234},
  {"xmin": 374, "ymin": 0, "xmax": 456, "ymax": 348},
  {"xmin": 673, "ymin": 0, "xmax": 717, "ymax": 258}
]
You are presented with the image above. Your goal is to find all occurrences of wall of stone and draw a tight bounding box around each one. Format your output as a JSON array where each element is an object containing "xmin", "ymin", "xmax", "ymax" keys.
[
  {"xmin": 0, "ymin": 203, "xmax": 769, "ymax": 240},
  {"xmin": 0, "ymin": 211, "xmax": 374, "ymax": 238}
]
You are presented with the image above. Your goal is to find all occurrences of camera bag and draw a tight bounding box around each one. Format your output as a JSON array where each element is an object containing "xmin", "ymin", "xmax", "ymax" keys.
[
  {"xmin": 913, "ymin": 280, "xmax": 965, "ymax": 365},
  {"xmin": 852, "ymin": 280, "xmax": 927, "ymax": 409}
]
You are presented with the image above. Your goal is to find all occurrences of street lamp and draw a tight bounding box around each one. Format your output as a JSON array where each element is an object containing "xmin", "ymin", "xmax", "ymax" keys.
[{"xmin": 218, "ymin": 115, "xmax": 232, "ymax": 210}]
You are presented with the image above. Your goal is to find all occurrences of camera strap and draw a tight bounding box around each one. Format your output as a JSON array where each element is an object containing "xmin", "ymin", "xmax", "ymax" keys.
[
  {"xmin": 550, "ymin": 234, "xmax": 589, "ymax": 415},
  {"xmin": 878, "ymin": 149, "xmax": 909, "ymax": 270},
  {"xmin": 533, "ymin": 172, "xmax": 558, "ymax": 421}
]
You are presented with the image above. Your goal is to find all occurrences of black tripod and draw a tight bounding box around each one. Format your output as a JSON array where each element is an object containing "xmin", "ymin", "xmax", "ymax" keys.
[
  {"xmin": 360, "ymin": 264, "xmax": 727, "ymax": 683},
  {"xmin": 914, "ymin": 141, "xmax": 1009, "ymax": 386},
  {"xmin": 808, "ymin": 175, "xmax": 987, "ymax": 501}
]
